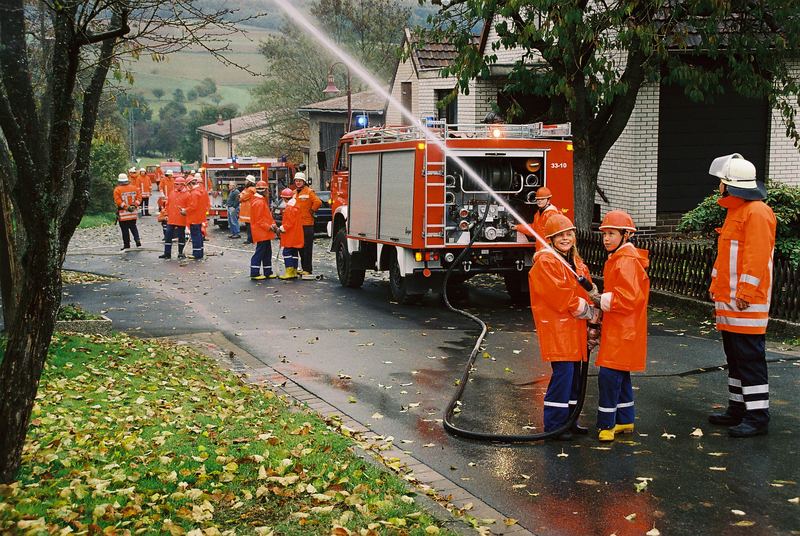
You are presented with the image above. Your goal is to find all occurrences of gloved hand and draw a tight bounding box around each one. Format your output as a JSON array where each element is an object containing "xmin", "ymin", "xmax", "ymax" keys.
[
  {"xmin": 588, "ymin": 283, "xmax": 601, "ymax": 307},
  {"xmin": 180, "ymin": 208, "xmax": 187, "ymax": 216},
  {"xmin": 587, "ymin": 325, "xmax": 601, "ymax": 351},
  {"xmin": 126, "ymin": 205, "xmax": 136, "ymax": 213}
]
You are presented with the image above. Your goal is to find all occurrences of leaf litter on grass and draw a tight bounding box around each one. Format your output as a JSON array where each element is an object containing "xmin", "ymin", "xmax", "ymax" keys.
[{"xmin": 0, "ymin": 333, "xmax": 455, "ymax": 535}]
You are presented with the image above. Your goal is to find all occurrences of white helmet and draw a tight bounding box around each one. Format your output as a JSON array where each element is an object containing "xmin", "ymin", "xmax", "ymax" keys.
[
  {"xmin": 117, "ymin": 173, "xmax": 129, "ymax": 183},
  {"xmin": 245, "ymin": 174, "xmax": 256, "ymax": 184},
  {"xmin": 165, "ymin": 170, "xmax": 173, "ymax": 176},
  {"xmin": 293, "ymin": 172, "xmax": 306, "ymax": 183},
  {"xmin": 138, "ymin": 167, "xmax": 146, "ymax": 173},
  {"xmin": 128, "ymin": 167, "xmax": 137, "ymax": 174},
  {"xmin": 709, "ymin": 153, "xmax": 765, "ymax": 200}
]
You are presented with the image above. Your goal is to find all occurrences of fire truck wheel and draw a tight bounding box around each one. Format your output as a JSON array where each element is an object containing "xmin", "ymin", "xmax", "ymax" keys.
[
  {"xmin": 389, "ymin": 253, "xmax": 424, "ymax": 305},
  {"xmin": 335, "ymin": 230, "xmax": 365, "ymax": 288},
  {"xmin": 503, "ymin": 272, "xmax": 530, "ymax": 305}
]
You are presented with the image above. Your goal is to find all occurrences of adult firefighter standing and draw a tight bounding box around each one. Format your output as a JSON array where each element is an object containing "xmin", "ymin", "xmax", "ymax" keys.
[
  {"xmin": 159, "ymin": 177, "xmax": 189, "ymax": 259},
  {"xmin": 292, "ymin": 172, "xmax": 322, "ymax": 275},
  {"xmin": 514, "ymin": 186, "xmax": 558, "ymax": 250},
  {"xmin": 113, "ymin": 173, "xmax": 141, "ymax": 250},
  {"xmin": 160, "ymin": 169, "xmax": 175, "ymax": 198},
  {"xmin": 707, "ymin": 154, "xmax": 776, "ymax": 438},
  {"xmin": 135, "ymin": 167, "xmax": 152, "ymax": 215},
  {"xmin": 187, "ymin": 175, "xmax": 210, "ymax": 260},
  {"xmin": 239, "ymin": 175, "xmax": 257, "ymax": 244},
  {"xmin": 249, "ymin": 181, "xmax": 278, "ymax": 280}
]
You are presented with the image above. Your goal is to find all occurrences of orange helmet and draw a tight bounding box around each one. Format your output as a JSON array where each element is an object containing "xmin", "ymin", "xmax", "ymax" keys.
[
  {"xmin": 280, "ymin": 188, "xmax": 294, "ymax": 198},
  {"xmin": 544, "ymin": 214, "xmax": 576, "ymax": 239},
  {"xmin": 255, "ymin": 180, "xmax": 268, "ymax": 189},
  {"xmin": 535, "ymin": 186, "xmax": 552, "ymax": 199},
  {"xmin": 174, "ymin": 177, "xmax": 186, "ymax": 185},
  {"xmin": 599, "ymin": 210, "xmax": 637, "ymax": 232}
]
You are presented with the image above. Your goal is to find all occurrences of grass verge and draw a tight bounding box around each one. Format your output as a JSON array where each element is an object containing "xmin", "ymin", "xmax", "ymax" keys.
[
  {"xmin": 0, "ymin": 333, "xmax": 456, "ymax": 535},
  {"xmin": 78, "ymin": 212, "xmax": 117, "ymax": 229}
]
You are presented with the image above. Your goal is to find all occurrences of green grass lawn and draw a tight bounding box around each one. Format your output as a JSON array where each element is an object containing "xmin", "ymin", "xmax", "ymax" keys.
[
  {"xmin": 0, "ymin": 333, "xmax": 456, "ymax": 535},
  {"xmin": 78, "ymin": 212, "xmax": 117, "ymax": 228}
]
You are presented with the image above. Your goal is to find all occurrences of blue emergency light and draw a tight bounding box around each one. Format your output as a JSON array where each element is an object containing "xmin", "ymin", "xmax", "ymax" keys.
[{"xmin": 355, "ymin": 114, "xmax": 369, "ymax": 128}]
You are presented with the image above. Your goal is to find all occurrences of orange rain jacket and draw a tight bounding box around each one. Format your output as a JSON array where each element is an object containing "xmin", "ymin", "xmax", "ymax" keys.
[
  {"xmin": 529, "ymin": 249, "xmax": 593, "ymax": 362},
  {"xmin": 293, "ymin": 185, "xmax": 322, "ymax": 226},
  {"xmin": 515, "ymin": 204, "xmax": 558, "ymax": 250},
  {"xmin": 113, "ymin": 184, "xmax": 141, "ymax": 222},
  {"xmin": 166, "ymin": 189, "xmax": 189, "ymax": 227},
  {"xmin": 159, "ymin": 175, "xmax": 175, "ymax": 198},
  {"xmin": 186, "ymin": 186, "xmax": 209, "ymax": 225},
  {"xmin": 250, "ymin": 194, "xmax": 276, "ymax": 243},
  {"xmin": 597, "ymin": 242, "xmax": 650, "ymax": 372},
  {"xmin": 135, "ymin": 172, "xmax": 152, "ymax": 198},
  {"xmin": 709, "ymin": 195, "xmax": 776, "ymax": 335},
  {"xmin": 156, "ymin": 197, "xmax": 168, "ymax": 222},
  {"xmin": 239, "ymin": 186, "xmax": 256, "ymax": 224},
  {"xmin": 279, "ymin": 199, "xmax": 305, "ymax": 249}
]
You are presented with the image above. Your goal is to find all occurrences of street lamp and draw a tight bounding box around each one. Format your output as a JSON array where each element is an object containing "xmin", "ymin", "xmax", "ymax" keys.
[{"xmin": 323, "ymin": 62, "xmax": 352, "ymax": 132}]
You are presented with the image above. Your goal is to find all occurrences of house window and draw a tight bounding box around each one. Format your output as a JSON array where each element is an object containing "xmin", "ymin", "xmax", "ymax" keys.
[
  {"xmin": 435, "ymin": 88, "xmax": 458, "ymax": 125},
  {"xmin": 401, "ymin": 82, "xmax": 412, "ymax": 125},
  {"xmin": 207, "ymin": 137, "xmax": 215, "ymax": 158}
]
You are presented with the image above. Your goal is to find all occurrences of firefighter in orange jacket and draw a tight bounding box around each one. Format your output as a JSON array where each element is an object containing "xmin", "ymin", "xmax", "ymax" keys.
[
  {"xmin": 239, "ymin": 175, "xmax": 257, "ymax": 244},
  {"xmin": 113, "ymin": 173, "xmax": 142, "ymax": 250},
  {"xmin": 186, "ymin": 175, "xmax": 209, "ymax": 260},
  {"xmin": 529, "ymin": 214, "xmax": 597, "ymax": 439},
  {"xmin": 159, "ymin": 169, "xmax": 175, "ymax": 198},
  {"xmin": 250, "ymin": 181, "xmax": 278, "ymax": 280},
  {"xmin": 159, "ymin": 177, "xmax": 189, "ymax": 259},
  {"xmin": 277, "ymin": 188, "xmax": 305, "ymax": 280},
  {"xmin": 707, "ymin": 154, "xmax": 776, "ymax": 438},
  {"xmin": 135, "ymin": 167, "xmax": 152, "ymax": 216},
  {"xmin": 594, "ymin": 210, "xmax": 650, "ymax": 442},
  {"xmin": 292, "ymin": 172, "xmax": 322, "ymax": 274},
  {"xmin": 513, "ymin": 186, "xmax": 558, "ymax": 250}
]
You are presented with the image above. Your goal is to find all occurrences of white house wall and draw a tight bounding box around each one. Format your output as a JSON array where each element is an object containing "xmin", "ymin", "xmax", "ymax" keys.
[
  {"xmin": 386, "ymin": 54, "xmax": 418, "ymax": 125},
  {"xmin": 767, "ymin": 61, "xmax": 800, "ymax": 186}
]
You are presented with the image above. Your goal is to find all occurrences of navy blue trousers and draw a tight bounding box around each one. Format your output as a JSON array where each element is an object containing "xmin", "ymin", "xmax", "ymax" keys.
[
  {"xmin": 299, "ymin": 225, "xmax": 314, "ymax": 273},
  {"xmin": 189, "ymin": 223, "xmax": 204, "ymax": 259},
  {"xmin": 283, "ymin": 247, "xmax": 299, "ymax": 269},
  {"xmin": 543, "ymin": 362, "xmax": 581, "ymax": 432},
  {"xmin": 722, "ymin": 331, "xmax": 769, "ymax": 425},
  {"xmin": 250, "ymin": 240, "xmax": 273, "ymax": 277},
  {"xmin": 163, "ymin": 224, "xmax": 186, "ymax": 257},
  {"xmin": 597, "ymin": 367, "xmax": 635, "ymax": 430}
]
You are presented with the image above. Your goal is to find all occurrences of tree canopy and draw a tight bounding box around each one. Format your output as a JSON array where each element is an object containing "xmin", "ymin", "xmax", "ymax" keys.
[{"xmin": 424, "ymin": 0, "xmax": 800, "ymax": 227}]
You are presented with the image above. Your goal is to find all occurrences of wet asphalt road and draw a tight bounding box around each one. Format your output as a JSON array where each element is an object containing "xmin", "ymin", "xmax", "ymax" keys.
[{"xmin": 64, "ymin": 215, "xmax": 800, "ymax": 536}]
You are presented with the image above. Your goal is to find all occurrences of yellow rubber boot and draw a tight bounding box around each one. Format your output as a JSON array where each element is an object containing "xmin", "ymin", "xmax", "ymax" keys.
[
  {"xmin": 614, "ymin": 423, "xmax": 634, "ymax": 435},
  {"xmin": 279, "ymin": 267, "xmax": 297, "ymax": 280},
  {"xmin": 598, "ymin": 428, "xmax": 616, "ymax": 442}
]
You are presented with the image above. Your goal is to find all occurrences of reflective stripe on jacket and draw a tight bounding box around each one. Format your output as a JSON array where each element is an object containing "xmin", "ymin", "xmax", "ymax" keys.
[
  {"xmin": 239, "ymin": 186, "xmax": 256, "ymax": 223},
  {"xmin": 596, "ymin": 242, "xmax": 650, "ymax": 372},
  {"xmin": 135, "ymin": 173, "xmax": 152, "ymax": 198},
  {"xmin": 159, "ymin": 176, "xmax": 174, "ymax": 197},
  {"xmin": 293, "ymin": 186, "xmax": 322, "ymax": 226},
  {"xmin": 187, "ymin": 187, "xmax": 209, "ymax": 225},
  {"xmin": 709, "ymin": 196, "xmax": 776, "ymax": 335},
  {"xmin": 113, "ymin": 184, "xmax": 140, "ymax": 222},
  {"xmin": 529, "ymin": 249, "xmax": 592, "ymax": 362},
  {"xmin": 251, "ymin": 194, "xmax": 276, "ymax": 243},
  {"xmin": 280, "ymin": 201, "xmax": 305, "ymax": 249},
  {"xmin": 515, "ymin": 204, "xmax": 558, "ymax": 251}
]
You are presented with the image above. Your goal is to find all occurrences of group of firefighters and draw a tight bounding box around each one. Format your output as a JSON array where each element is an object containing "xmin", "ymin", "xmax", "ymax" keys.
[
  {"xmin": 525, "ymin": 153, "xmax": 776, "ymax": 442},
  {"xmin": 111, "ymin": 167, "xmax": 323, "ymax": 279},
  {"xmin": 114, "ymin": 152, "xmax": 777, "ymax": 443}
]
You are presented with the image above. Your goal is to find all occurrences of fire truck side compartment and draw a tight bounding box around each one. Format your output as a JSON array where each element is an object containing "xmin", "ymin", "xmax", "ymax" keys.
[
  {"xmin": 348, "ymin": 153, "xmax": 380, "ymax": 239},
  {"xmin": 379, "ymin": 150, "xmax": 416, "ymax": 245}
]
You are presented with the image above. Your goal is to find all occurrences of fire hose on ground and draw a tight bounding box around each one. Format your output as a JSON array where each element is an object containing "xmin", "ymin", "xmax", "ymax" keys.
[{"xmin": 441, "ymin": 205, "xmax": 596, "ymax": 442}]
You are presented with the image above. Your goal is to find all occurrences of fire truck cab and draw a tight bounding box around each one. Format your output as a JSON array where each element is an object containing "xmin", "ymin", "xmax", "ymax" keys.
[
  {"xmin": 201, "ymin": 157, "xmax": 297, "ymax": 228},
  {"xmin": 328, "ymin": 121, "xmax": 574, "ymax": 303}
]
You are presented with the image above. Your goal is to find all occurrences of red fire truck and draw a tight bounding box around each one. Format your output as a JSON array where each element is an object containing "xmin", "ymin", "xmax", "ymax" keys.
[
  {"xmin": 201, "ymin": 157, "xmax": 298, "ymax": 228},
  {"xmin": 326, "ymin": 121, "xmax": 574, "ymax": 303}
]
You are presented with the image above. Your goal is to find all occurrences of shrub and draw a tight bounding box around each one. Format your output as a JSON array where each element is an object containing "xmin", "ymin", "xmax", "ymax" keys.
[
  {"xmin": 678, "ymin": 181, "xmax": 800, "ymax": 266},
  {"xmin": 87, "ymin": 138, "xmax": 129, "ymax": 215}
]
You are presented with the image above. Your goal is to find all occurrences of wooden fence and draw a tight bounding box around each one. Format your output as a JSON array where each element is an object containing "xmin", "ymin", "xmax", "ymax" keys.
[{"xmin": 576, "ymin": 230, "xmax": 800, "ymax": 323}]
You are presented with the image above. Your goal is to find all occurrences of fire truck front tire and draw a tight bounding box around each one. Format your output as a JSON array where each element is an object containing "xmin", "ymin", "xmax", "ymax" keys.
[
  {"xmin": 335, "ymin": 230, "xmax": 365, "ymax": 288},
  {"xmin": 389, "ymin": 253, "xmax": 425, "ymax": 305}
]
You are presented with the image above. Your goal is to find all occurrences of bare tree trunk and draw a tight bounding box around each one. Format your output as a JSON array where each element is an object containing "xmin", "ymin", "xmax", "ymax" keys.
[
  {"xmin": 0, "ymin": 250, "xmax": 60, "ymax": 482},
  {"xmin": 571, "ymin": 132, "xmax": 600, "ymax": 230}
]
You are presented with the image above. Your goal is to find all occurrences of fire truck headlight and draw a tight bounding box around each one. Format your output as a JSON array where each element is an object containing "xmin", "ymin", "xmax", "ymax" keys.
[
  {"xmin": 491, "ymin": 128, "xmax": 503, "ymax": 138},
  {"xmin": 458, "ymin": 220, "xmax": 470, "ymax": 231},
  {"xmin": 484, "ymin": 226, "xmax": 498, "ymax": 240},
  {"xmin": 444, "ymin": 252, "xmax": 455, "ymax": 263},
  {"xmin": 415, "ymin": 251, "xmax": 423, "ymax": 262}
]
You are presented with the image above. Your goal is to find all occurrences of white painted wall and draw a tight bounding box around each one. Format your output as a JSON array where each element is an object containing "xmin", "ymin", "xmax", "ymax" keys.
[{"xmin": 767, "ymin": 62, "xmax": 800, "ymax": 186}]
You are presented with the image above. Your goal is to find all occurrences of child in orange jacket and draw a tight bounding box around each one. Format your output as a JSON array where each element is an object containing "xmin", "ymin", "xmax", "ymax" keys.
[
  {"xmin": 277, "ymin": 188, "xmax": 305, "ymax": 280},
  {"xmin": 595, "ymin": 210, "xmax": 650, "ymax": 442},
  {"xmin": 529, "ymin": 214, "xmax": 597, "ymax": 440}
]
